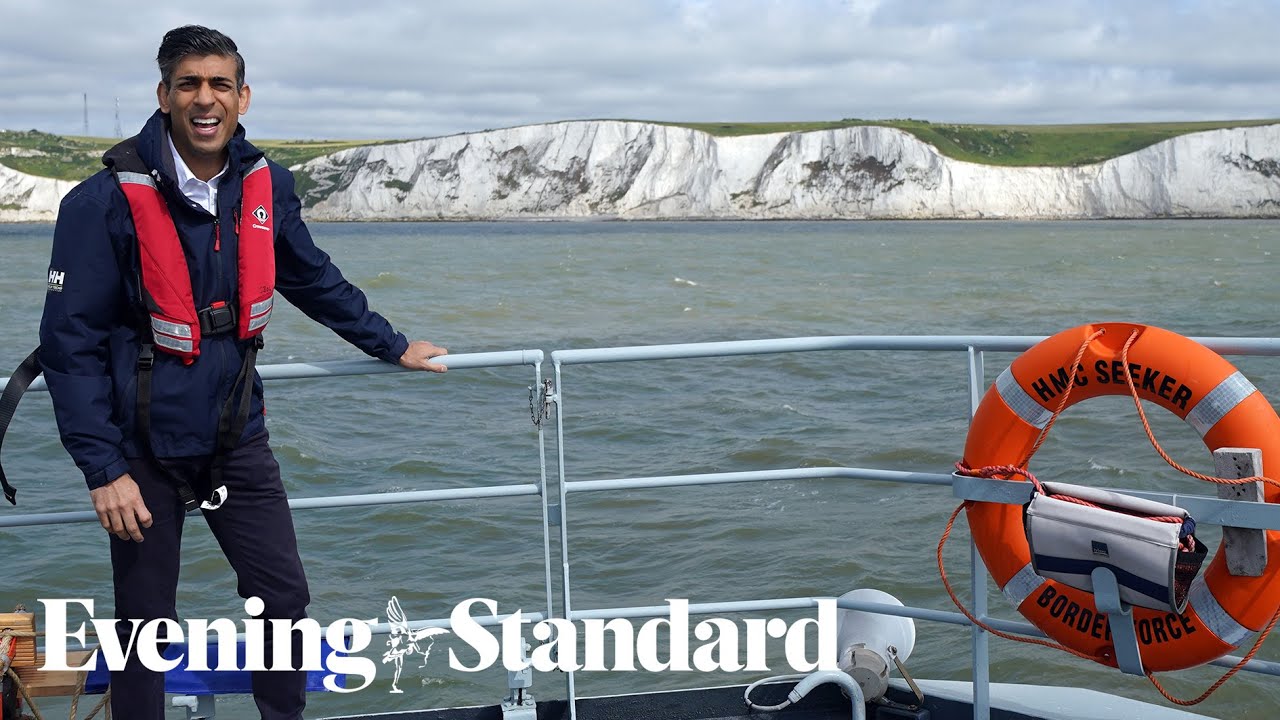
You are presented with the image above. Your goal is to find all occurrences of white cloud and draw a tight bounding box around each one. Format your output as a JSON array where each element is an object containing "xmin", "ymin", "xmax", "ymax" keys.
[{"xmin": 1, "ymin": 0, "xmax": 1276, "ymax": 139}]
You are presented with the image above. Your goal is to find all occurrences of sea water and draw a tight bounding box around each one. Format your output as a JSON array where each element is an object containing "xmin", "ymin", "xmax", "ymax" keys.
[{"xmin": 1, "ymin": 219, "xmax": 1279, "ymax": 718}]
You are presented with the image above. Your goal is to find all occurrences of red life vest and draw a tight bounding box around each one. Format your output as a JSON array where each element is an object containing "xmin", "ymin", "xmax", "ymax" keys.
[{"xmin": 114, "ymin": 158, "xmax": 275, "ymax": 363}]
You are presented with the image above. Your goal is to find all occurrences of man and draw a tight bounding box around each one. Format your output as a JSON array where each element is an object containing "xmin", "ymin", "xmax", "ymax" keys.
[{"xmin": 38, "ymin": 25, "xmax": 446, "ymax": 719}]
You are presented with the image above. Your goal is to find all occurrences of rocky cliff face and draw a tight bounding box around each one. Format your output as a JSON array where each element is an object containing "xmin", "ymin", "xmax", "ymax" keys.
[
  {"xmin": 297, "ymin": 122, "xmax": 1280, "ymax": 220},
  {"xmin": 0, "ymin": 162, "xmax": 76, "ymax": 222},
  {"xmin": 4, "ymin": 122, "xmax": 1278, "ymax": 221}
]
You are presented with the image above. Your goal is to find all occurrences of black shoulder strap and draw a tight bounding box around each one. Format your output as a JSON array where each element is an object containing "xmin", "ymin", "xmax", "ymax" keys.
[
  {"xmin": 135, "ymin": 344, "xmax": 202, "ymax": 513},
  {"xmin": 0, "ymin": 349, "xmax": 44, "ymax": 505},
  {"xmin": 207, "ymin": 335, "xmax": 264, "ymax": 504}
]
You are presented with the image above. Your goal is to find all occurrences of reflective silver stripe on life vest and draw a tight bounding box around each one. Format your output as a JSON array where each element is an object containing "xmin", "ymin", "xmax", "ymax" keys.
[
  {"xmin": 117, "ymin": 171, "xmax": 157, "ymax": 189},
  {"xmin": 1185, "ymin": 372, "xmax": 1256, "ymax": 437},
  {"xmin": 246, "ymin": 307, "xmax": 272, "ymax": 333},
  {"xmin": 152, "ymin": 333, "xmax": 194, "ymax": 354},
  {"xmin": 1188, "ymin": 576, "xmax": 1251, "ymax": 647},
  {"xmin": 996, "ymin": 367, "xmax": 1052, "ymax": 429},
  {"xmin": 249, "ymin": 297, "xmax": 273, "ymax": 317},
  {"xmin": 1002, "ymin": 562, "xmax": 1046, "ymax": 609},
  {"xmin": 151, "ymin": 316, "xmax": 192, "ymax": 339},
  {"xmin": 244, "ymin": 158, "xmax": 269, "ymax": 176}
]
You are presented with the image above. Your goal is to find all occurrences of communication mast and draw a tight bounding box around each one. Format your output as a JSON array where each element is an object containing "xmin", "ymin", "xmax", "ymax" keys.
[
  {"xmin": 114, "ymin": 98, "xmax": 123, "ymax": 138},
  {"xmin": 82, "ymin": 93, "xmax": 89, "ymax": 136}
]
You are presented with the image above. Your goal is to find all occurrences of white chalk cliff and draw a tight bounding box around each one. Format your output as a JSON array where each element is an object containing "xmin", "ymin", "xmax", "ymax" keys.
[
  {"xmin": 4, "ymin": 122, "xmax": 1279, "ymax": 221},
  {"xmin": 0, "ymin": 162, "xmax": 77, "ymax": 222}
]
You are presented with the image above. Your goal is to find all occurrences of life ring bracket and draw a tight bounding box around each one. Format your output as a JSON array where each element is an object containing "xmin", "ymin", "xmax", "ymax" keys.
[
  {"xmin": 951, "ymin": 454, "xmax": 1270, "ymax": 678},
  {"xmin": 951, "ymin": 470, "xmax": 1280, "ymax": 533},
  {"xmin": 1091, "ymin": 566, "xmax": 1145, "ymax": 675}
]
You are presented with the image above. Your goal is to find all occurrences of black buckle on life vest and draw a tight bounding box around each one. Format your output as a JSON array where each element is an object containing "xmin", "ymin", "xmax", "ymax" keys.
[
  {"xmin": 137, "ymin": 343, "xmax": 154, "ymax": 371},
  {"xmin": 198, "ymin": 301, "xmax": 237, "ymax": 336}
]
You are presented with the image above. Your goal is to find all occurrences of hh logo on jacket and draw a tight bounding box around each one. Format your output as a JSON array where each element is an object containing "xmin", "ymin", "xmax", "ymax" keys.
[{"xmin": 47, "ymin": 268, "xmax": 65, "ymax": 293}]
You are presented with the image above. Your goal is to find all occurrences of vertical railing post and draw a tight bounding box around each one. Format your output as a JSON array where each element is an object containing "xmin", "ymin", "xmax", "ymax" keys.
[
  {"xmin": 552, "ymin": 360, "xmax": 578, "ymax": 718},
  {"xmin": 967, "ymin": 346, "xmax": 985, "ymax": 414},
  {"xmin": 966, "ymin": 347, "xmax": 990, "ymax": 720},
  {"xmin": 533, "ymin": 361, "xmax": 557, "ymax": 627}
]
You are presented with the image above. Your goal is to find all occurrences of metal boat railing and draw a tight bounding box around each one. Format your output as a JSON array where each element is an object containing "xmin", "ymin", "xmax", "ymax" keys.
[{"xmin": 5, "ymin": 335, "xmax": 1280, "ymax": 720}]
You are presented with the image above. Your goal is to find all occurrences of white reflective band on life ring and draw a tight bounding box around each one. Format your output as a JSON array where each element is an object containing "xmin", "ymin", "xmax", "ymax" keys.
[
  {"xmin": 996, "ymin": 367, "xmax": 1052, "ymax": 429},
  {"xmin": 1185, "ymin": 372, "xmax": 1257, "ymax": 437},
  {"xmin": 1002, "ymin": 562, "xmax": 1046, "ymax": 609},
  {"xmin": 1188, "ymin": 576, "xmax": 1252, "ymax": 647}
]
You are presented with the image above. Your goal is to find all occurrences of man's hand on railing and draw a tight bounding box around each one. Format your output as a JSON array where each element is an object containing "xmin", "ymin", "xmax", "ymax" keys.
[{"xmin": 398, "ymin": 340, "xmax": 449, "ymax": 373}]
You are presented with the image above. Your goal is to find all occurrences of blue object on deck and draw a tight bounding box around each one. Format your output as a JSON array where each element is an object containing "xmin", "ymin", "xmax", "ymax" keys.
[{"xmin": 82, "ymin": 639, "xmax": 346, "ymax": 694}]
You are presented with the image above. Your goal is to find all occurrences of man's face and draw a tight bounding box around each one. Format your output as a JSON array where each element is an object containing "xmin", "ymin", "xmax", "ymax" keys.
[{"xmin": 157, "ymin": 53, "xmax": 250, "ymax": 179}]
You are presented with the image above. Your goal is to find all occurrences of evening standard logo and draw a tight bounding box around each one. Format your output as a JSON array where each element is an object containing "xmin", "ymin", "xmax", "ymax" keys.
[
  {"xmin": 383, "ymin": 596, "xmax": 838, "ymax": 691},
  {"xmin": 38, "ymin": 597, "xmax": 377, "ymax": 692},
  {"xmin": 38, "ymin": 595, "xmax": 838, "ymax": 694},
  {"xmin": 383, "ymin": 597, "xmax": 448, "ymax": 693}
]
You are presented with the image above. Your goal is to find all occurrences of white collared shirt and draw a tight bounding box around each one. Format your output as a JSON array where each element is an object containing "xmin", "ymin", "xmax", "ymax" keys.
[{"xmin": 167, "ymin": 132, "xmax": 229, "ymax": 215}]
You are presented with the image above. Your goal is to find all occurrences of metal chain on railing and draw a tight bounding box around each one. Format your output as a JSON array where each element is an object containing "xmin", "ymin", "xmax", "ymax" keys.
[{"xmin": 528, "ymin": 378, "xmax": 554, "ymax": 428}]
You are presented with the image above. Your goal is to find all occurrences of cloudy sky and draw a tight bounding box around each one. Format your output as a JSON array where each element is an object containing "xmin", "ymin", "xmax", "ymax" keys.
[{"xmin": 2, "ymin": 0, "xmax": 1277, "ymax": 141}]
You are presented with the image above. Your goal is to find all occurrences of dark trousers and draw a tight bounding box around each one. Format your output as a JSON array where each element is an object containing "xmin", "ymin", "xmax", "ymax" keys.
[{"xmin": 109, "ymin": 432, "xmax": 310, "ymax": 720}]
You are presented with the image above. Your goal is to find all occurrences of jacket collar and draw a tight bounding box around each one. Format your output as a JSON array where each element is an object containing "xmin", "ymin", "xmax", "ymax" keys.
[{"xmin": 132, "ymin": 109, "xmax": 265, "ymax": 186}]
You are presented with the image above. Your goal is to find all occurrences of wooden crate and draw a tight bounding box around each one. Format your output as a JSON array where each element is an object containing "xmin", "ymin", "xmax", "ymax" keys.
[
  {"xmin": 0, "ymin": 612, "xmax": 35, "ymax": 669},
  {"xmin": 12, "ymin": 650, "xmax": 96, "ymax": 698}
]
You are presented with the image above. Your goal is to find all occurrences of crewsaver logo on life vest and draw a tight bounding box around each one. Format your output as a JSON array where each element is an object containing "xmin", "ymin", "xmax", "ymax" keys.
[
  {"xmin": 252, "ymin": 204, "xmax": 270, "ymax": 231},
  {"xmin": 47, "ymin": 268, "xmax": 65, "ymax": 293}
]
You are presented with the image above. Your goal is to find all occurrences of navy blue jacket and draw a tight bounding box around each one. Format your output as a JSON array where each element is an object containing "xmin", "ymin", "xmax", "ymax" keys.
[{"xmin": 40, "ymin": 110, "xmax": 409, "ymax": 490}]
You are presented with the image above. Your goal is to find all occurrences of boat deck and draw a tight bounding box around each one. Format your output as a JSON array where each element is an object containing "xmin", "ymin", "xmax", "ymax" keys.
[{"xmin": 321, "ymin": 679, "xmax": 1215, "ymax": 720}]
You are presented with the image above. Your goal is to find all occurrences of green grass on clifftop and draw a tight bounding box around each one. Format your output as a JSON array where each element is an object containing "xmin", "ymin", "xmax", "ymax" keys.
[
  {"xmin": 664, "ymin": 118, "xmax": 1280, "ymax": 166},
  {"xmin": 0, "ymin": 129, "xmax": 377, "ymax": 182},
  {"xmin": 5, "ymin": 119, "xmax": 1279, "ymax": 181}
]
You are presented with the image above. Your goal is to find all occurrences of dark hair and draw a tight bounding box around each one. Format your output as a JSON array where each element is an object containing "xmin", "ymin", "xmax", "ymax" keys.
[{"xmin": 156, "ymin": 25, "xmax": 245, "ymax": 89}]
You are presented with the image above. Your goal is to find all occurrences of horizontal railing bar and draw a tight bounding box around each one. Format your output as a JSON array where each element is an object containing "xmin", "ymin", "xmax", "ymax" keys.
[
  {"xmin": 550, "ymin": 335, "xmax": 1280, "ymax": 366},
  {"xmin": 552, "ymin": 336, "xmax": 1045, "ymax": 365},
  {"xmin": 1118, "ymin": 490, "xmax": 1280, "ymax": 530},
  {"xmin": 356, "ymin": 598, "xmax": 975, "ymax": 639},
  {"xmin": 285, "ymin": 484, "xmax": 541, "ymax": 511},
  {"xmin": 977, "ymin": 616, "xmax": 1046, "ymax": 638},
  {"xmin": 368, "ymin": 611, "xmax": 552, "ymax": 636},
  {"xmin": 259, "ymin": 350, "xmax": 543, "ymax": 380},
  {"xmin": 569, "ymin": 598, "xmax": 970, "ymax": 627},
  {"xmin": 1212, "ymin": 654, "xmax": 1280, "ymax": 676},
  {"xmin": 566, "ymin": 467, "xmax": 954, "ymax": 493},
  {"xmin": 0, "ymin": 349, "xmax": 543, "ymax": 393},
  {"xmin": 10, "ymin": 335, "xmax": 1280, "ymax": 391},
  {"xmin": 0, "ymin": 483, "xmax": 541, "ymax": 528},
  {"xmin": 953, "ymin": 474, "xmax": 1280, "ymax": 530}
]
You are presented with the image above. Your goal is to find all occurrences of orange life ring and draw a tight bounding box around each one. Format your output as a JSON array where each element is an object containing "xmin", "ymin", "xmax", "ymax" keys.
[{"xmin": 962, "ymin": 322, "xmax": 1280, "ymax": 671}]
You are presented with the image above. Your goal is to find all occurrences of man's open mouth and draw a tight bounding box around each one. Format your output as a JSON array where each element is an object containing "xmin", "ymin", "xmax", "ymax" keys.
[{"xmin": 192, "ymin": 117, "xmax": 221, "ymax": 136}]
